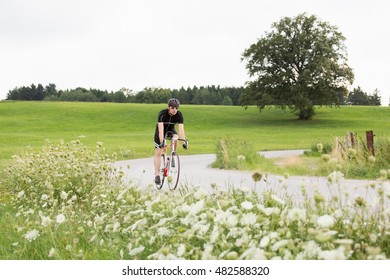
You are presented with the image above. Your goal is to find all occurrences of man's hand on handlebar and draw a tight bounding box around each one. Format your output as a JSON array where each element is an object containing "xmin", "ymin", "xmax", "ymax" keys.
[
  {"xmin": 159, "ymin": 140, "xmax": 166, "ymax": 148},
  {"xmin": 182, "ymin": 139, "xmax": 189, "ymax": 150}
]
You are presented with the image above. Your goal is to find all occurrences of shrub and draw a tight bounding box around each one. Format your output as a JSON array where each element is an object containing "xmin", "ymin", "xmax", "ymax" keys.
[{"xmin": 212, "ymin": 137, "xmax": 268, "ymax": 170}]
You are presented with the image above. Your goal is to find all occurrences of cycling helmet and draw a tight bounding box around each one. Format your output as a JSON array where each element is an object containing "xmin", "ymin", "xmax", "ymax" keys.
[{"xmin": 168, "ymin": 98, "xmax": 180, "ymax": 108}]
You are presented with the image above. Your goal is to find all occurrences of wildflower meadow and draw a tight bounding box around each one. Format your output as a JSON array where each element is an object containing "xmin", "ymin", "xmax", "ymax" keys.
[{"xmin": 0, "ymin": 139, "xmax": 389, "ymax": 260}]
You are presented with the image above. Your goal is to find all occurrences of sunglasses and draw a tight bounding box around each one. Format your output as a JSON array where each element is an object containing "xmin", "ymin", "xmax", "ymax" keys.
[{"xmin": 169, "ymin": 106, "xmax": 179, "ymax": 110}]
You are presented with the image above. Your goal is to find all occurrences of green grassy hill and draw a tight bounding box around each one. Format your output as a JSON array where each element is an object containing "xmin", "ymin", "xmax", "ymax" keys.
[{"xmin": 1, "ymin": 101, "xmax": 389, "ymax": 167}]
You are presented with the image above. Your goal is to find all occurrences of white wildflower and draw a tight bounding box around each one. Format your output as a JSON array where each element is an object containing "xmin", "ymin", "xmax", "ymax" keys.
[
  {"xmin": 239, "ymin": 248, "xmax": 266, "ymax": 260},
  {"xmin": 317, "ymin": 215, "xmax": 334, "ymax": 228},
  {"xmin": 327, "ymin": 171, "xmax": 344, "ymax": 184},
  {"xmin": 113, "ymin": 222, "xmax": 120, "ymax": 232},
  {"xmin": 269, "ymin": 231, "xmax": 279, "ymax": 239},
  {"xmin": 334, "ymin": 239, "xmax": 354, "ymax": 245},
  {"xmin": 41, "ymin": 194, "xmax": 49, "ymax": 201},
  {"xmin": 94, "ymin": 214, "xmax": 105, "ymax": 225},
  {"xmin": 194, "ymin": 188, "xmax": 208, "ymax": 200},
  {"xmin": 272, "ymin": 240, "xmax": 289, "ymax": 252},
  {"xmin": 263, "ymin": 207, "xmax": 280, "ymax": 216},
  {"xmin": 129, "ymin": 246, "xmax": 145, "ymax": 256},
  {"xmin": 318, "ymin": 246, "xmax": 346, "ymax": 260},
  {"xmin": 236, "ymin": 155, "xmax": 246, "ymax": 161},
  {"xmin": 17, "ymin": 191, "xmax": 25, "ymax": 198},
  {"xmin": 240, "ymin": 213, "xmax": 257, "ymax": 226},
  {"xmin": 180, "ymin": 214, "xmax": 198, "ymax": 226},
  {"xmin": 41, "ymin": 216, "xmax": 52, "ymax": 227},
  {"xmin": 241, "ymin": 201, "xmax": 254, "ymax": 210},
  {"xmin": 24, "ymin": 229, "xmax": 40, "ymax": 242},
  {"xmin": 157, "ymin": 227, "xmax": 171, "ymax": 236},
  {"xmin": 226, "ymin": 251, "xmax": 239, "ymax": 260},
  {"xmin": 210, "ymin": 226, "xmax": 220, "ymax": 244},
  {"xmin": 271, "ymin": 195, "xmax": 285, "ymax": 205},
  {"xmin": 116, "ymin": 189, "xmax": 127, "ymax": 201},
  {"xmin": 56, "ymin": 214, "xmax": 66, "ymax": 224},
  {"xmin": 287, "ymin": 208, "xmax": 306, "ymax": 224},
  {"xmin": 192, "ymin": 222, "xmax": 210, "ymax": 235},
  {"xmin": 333, "ymin": 209, "xmax": 343, "ymax": 219},
  {"xmin": 238, "ymin": 186, "xmax": 251, "ymax": 193},
  {"xmin": 235, "ymin": 233, "xmax": 249, "ymax": 247},
  {"xmin": 201, "ymin": 243, "xmax": 214, "ymax": 260},
  {"xmin": 48, "ymin": 248, "xmax": 56, "ymax": 258},
  {"xmin": 227, "ymin": 227, "xmax": 243, "ymax": 239},
  {"xmin": 303, "ymin": 240, "xmax": 321, "ymax": 259},
  {"xmin": 60, "ymin": 191, "xmax": 68, "ymax": 200},
  {"xmin": 177, "ymin": 244, "xmax": 186, "ymax": 257},
  {"xmin": 226, "ymin": 215, "xmax": 238, "ymax": 227},
  {"xmin": 259, "ymin": 236, "xmax": 270, "ymax": 248},
  {"xmin": 214, "ymin": 210, "xmax": 232, "ymax": 225},
  {"xmin": 180, "ymin": 203, "xmax": 190, "ymax": 213},
  {"xmin": 189, "ymin": 200, "xmax": 204, "ymax": 215}
]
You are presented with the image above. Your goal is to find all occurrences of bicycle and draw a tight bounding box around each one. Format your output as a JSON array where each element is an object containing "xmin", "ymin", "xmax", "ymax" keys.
[{"xmin": 156, "ymin": 133, "xmax": 188, "ymax": 190}]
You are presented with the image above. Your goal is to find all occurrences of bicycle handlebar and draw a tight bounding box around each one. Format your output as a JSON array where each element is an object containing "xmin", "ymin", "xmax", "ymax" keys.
[
  {"xmin": 164, "ymin": 137, "xmax": 187, "ymax": 142},
  {"xmin": 162, "ymin": 137, "xmax": 189, "ymax": 149}
]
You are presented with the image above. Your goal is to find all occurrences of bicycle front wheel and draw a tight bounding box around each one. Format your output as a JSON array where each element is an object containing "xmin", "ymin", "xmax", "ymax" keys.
[{"xmin": 167, "ymin": 152, "xmax": 180, "ymax": 190}]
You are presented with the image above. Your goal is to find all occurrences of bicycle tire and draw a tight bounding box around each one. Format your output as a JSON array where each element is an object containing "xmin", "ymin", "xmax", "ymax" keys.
[
  {"xmin": 156, "ymin": 154, "xmax": 166, "ymax": 189},
  {"xmin": 167, "ymin": 152, "xmax": 180, "ymax": 190}
]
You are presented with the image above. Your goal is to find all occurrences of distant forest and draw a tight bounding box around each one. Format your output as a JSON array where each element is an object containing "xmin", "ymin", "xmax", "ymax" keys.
[{"xmin": 5, "ymin": 83, "xmax": 382, "ymax": 106}]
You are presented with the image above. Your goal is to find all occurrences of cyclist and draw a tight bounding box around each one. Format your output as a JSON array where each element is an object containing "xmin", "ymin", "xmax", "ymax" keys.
[{"xmin": 154, "ymin": 98, "xmax": 188, "ymax": 185}]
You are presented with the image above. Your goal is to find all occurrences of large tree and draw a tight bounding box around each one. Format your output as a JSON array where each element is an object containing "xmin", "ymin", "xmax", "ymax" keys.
[{"xmin": 241, "ymin": 13, "xmax": 354, "ymax": 119}]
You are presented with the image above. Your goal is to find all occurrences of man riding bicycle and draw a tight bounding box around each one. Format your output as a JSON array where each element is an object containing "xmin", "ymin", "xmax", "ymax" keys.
[{"xmin": 154, "ymin": 98, "xmax": 188, "ymax": 185}]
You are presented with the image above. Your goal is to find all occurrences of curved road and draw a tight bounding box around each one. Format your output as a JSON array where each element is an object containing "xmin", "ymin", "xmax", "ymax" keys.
[{"xmin": 114, "ymin": 150, "xmax": 381, "ymax": 206}]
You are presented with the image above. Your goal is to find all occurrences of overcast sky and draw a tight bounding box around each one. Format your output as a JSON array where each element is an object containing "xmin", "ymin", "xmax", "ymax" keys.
[{"xmin": 1, "ymin": 0, "xmax": 389, "ymax": 105}]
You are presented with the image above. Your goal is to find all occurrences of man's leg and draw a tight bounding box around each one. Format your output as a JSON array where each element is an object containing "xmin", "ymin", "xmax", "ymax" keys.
[
  {"xmin": 154, "ymin": 148, "xmax": 162, "ymax": 184},
  {"xmin": 173, "ymin": 134, "xmax": 179, "ymax": 151}
]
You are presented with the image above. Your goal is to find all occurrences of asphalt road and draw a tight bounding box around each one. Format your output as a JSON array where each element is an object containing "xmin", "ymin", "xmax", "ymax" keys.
[{"xmin": 114, "ymin": 150, "xmax": 381, "ymax": 206}]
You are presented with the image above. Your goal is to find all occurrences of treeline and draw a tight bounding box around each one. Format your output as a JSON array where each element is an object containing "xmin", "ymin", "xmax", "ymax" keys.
[
  {"xmin": 6, "ymin": 84, "xmax": 244, "ymax": 105},
  {"xmin": 5, "ymin": 83, "xmax": 382, "ymax": 106},
  {"xmin": 345, "ymin": 87, "xmax": 382, "ymax": 106}
]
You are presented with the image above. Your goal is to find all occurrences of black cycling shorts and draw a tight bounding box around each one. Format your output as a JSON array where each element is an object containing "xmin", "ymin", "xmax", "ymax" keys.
[{"xmin": 154, "ymin": 129, "xmax": 178, "ymax": 148}]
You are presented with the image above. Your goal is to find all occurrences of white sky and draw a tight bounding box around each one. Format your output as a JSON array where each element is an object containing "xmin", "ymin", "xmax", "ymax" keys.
[{"xmin": 1, "ymin": 0, "xmax": 389, "ymax": 105}]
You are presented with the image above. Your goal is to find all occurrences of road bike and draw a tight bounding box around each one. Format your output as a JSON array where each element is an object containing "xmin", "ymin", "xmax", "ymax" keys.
[{"xmin": 156, "ymin": 133, "xmax": 188, "ymax": 190}]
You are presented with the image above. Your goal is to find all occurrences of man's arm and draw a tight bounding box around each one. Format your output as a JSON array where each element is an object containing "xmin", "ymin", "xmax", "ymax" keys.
[
  {"xmin": 178, "ymin": 123, "xmax": 186, "ymax": 140},
  {"xmin": 158, "ymin": 122, "xmax": 164, "ymax": 144}
]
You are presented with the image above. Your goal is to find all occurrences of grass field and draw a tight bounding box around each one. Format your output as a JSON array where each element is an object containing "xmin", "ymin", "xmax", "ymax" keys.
[{"xmin": 1, "ymin": 101, "xmax": 389, "ymax": 168}]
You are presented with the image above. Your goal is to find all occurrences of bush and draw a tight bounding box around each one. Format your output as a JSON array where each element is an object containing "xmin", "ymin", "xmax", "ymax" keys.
[{"xmin": 212, "ymin": 137, "xmax": 267, "ymax": 170}]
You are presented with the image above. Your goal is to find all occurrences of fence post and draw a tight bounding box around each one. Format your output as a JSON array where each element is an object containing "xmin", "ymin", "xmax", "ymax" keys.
[
  {"xmin": 350, "ymin": 132, "xmax": 355, "ymax": 147},
  {"xmin": 366, "ymin": 130, "xmax": 375, "ymax": 156}
]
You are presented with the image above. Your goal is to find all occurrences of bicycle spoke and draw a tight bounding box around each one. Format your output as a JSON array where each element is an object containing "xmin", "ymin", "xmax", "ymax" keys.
[{"xmin": 168, "ymin": 152, "xmax": 180, "ymax": 190}]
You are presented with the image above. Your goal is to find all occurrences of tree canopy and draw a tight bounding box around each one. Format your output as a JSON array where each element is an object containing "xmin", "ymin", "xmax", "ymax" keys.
[{"xmin": 241, "ymin": 13, "xmax": 355, "ymax": 119}]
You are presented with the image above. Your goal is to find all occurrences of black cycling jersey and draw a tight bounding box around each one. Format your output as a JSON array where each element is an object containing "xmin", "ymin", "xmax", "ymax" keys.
[{"xmin": 154, "ymin": 109, "xmax": 184, "ymax": 147}]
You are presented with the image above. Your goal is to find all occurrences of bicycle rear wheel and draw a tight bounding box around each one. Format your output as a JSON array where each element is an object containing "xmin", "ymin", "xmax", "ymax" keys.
[
  {"xmin": 156, "ymin": 154, "xmax": 166, "ymax": 189},
  {"xmin": 167, "ymin": 152, "xmax": 180, "ymax": 190}
]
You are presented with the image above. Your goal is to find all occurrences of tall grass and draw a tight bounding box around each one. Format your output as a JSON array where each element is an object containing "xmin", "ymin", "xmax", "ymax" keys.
[
  {"xmin": 213, "ymin": 135, "xmax": 390, "ymax": 180},
  {"xmin": 1, "ymin": 139, "xmax": 389, "ymax": 259}
]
